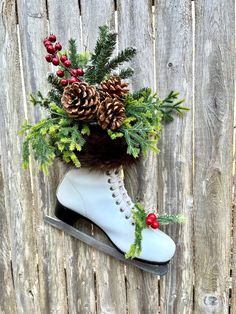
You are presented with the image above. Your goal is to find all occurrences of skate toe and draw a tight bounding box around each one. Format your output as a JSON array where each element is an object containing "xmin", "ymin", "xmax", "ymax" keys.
[{"xmin": 139, "ymin": 229, "xmax": 176, "ymax": 263}]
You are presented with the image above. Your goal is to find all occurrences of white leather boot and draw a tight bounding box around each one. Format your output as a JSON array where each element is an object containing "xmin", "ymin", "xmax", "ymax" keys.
[{"xmin": 56, "ymin": 168, "xmax": 176, "ymax": 263}]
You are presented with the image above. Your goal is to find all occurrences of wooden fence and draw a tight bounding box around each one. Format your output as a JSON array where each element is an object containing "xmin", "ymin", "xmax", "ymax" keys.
[{"xmin": 0, "ymin": 0, "xmax": 235, "ymax": 313}]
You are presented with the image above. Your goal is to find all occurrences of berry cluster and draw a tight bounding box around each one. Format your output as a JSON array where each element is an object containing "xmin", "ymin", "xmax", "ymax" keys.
[
  {"xmin": 43, "ymin": 34, "xmax": 84, "ymax": 86},
  {"xmin": 145, "ymin": 213, "xmax": 160, "ymax": 229}
]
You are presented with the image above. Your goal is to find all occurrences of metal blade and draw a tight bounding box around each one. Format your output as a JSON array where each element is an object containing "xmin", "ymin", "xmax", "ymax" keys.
[{"xmin": 44, "ymin": 215, "xmax": 168, "ymax": 276}]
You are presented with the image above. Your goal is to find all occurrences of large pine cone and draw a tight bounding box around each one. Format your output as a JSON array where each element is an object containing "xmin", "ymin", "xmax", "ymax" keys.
[
  {"xmin": 61, "ymin": 82, "xmax": 100, "ymax": 121},
  {"xmin": 100, "ymin": 76, "xmax": 129, "ymax": 101},
  {"xmin": 97, "ymin": 97, "xmax": 126, "ymax": 130}
]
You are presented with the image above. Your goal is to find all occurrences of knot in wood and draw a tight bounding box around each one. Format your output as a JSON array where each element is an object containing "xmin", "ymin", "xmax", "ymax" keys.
[{"xmin": 204, "ymin": 295, "xmax": 219, "ymax": 307}]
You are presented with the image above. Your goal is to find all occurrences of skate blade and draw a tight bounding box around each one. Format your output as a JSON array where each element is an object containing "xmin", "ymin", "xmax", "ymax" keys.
[{"xmin": 44, "ymin": 215, "xmax": 169, "ymax": 276}]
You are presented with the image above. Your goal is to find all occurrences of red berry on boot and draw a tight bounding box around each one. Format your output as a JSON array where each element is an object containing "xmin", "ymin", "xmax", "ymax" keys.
[
  {"xmin": 46, "ymin": 45, "xmax": 55, "ymax": 54},
  {"xmin": 60, "ymin": 55, "xmax": 67, "ymax": 63},
  {"xmin": 55, "ymin": 42, "xmax": 62, "ymax": 51},
  {"xmin": 56, "ymin": 69, "xmax": 64, "ymax": 77},
  {"xmin": 151, "ymin": 221, "xmax": 160, "ymax": 229},
  {"xmin": 52, "ymin": 57, "xmax": 59, "ymax": 66},
  {"xmin": 64, "ymin": 59, "xmax": 72, "ymax": 67},
  {"xmin": 147, "ymin": 213, "xmax": 156, "ymax": 221},
  {"xmin": 77, "ymin": 68, "xmax": 84, "ymax": 76},
  {"xmin": 45, "ymin": 54, "xmax": 53, "ymax": 62},
  {"xmin": 60, "ymin": 79, "xmax": 68, "ymax": 86},
  {"xmin": 71, "ymin": 69, "xmax": 78, "ymax": 76},
  {"xmin": 49, "ymin": 34, "xmax": 57, "ymax": 42},
  {"xmin": 146, "ymin": 217, "xmax": 153, "ymax": 226}
]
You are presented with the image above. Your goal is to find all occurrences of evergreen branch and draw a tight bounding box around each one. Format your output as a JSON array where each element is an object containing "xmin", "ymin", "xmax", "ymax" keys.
[
  {"xmin": 68, "ymin": 38, "xmax": 79, "ymax": 68},
  {"xmin": 20, "ymin": 115, "xmax": 86, "ymax": 174},
  {"xmin": 47, "ymin": 73, "xmax": 64, "ymax": 94},
  {"xmin": 125, "ymin": 203, "xmax": 146, "ymax": 259},
  {"xmin": 158, "ymin": 91, "xmax": 189, "ymax": 123},
  {"xmin": 119, "ymin": 67, "xmax": 134, "ymax": 79},
  {"xmin": 105, "ymin": 47, "xmax": 136, "ymax": 72},
  {"xmin": 85, "ymin": 25, "xmax": 117, "ymax": 84},
  {"xmin": 30, "ymin": 91, "xmax": 51, "ymax": 108},
  {"xmin": 157, "ymin": 214, "xmax": 186, "ymax": 224}
]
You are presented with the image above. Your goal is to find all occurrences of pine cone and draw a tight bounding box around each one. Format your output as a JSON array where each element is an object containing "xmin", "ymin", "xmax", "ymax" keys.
[
  {"xmin": 100, "ymin": 76, "xmax": 129, "ymax": 101},
  {"xmin": 61, "ymin": 82, "xmax": 100, "ymax": 121},
  {"xmin": 97, "ymin": 97, "xmax": 126, "ymax": 130}
]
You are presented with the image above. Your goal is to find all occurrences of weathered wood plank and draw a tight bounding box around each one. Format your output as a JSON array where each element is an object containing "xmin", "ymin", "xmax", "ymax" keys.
[
  {"xmin": 194, "ymin": 0, "xmax": 234, "ymax": 313},
  {"xmin": 16, "ymin": 0, "xmax": 68, "ymax": 312},
  {"xmin": 80, "ymin": 0, "xmax": 115, "ymax": 51},
  {"xmin": 46, "ymin": 2, "xmax": 96, "ymax": 312},
  {"xmin": 0, "ymin": 2, "xmax": 18, "ymax": 312},
  {"xmin": 0, "ymin": 0, "xmax": 43, "ymax": 312},
  {"xmin": 155, "ymin": 1, "xmax": 194, "ymax": 313},
  {"xmin": 80, "ymin": 2, "xmax": 128, "ymax": 313},
  {"xmin": 118, "ymin": 1, "xmax": 161, "ymax": 313},
  {"xmin": 47, "ymin": 0, "xmax": 82, "ymax": 48},
  {"xmin": 232, "ymin": 138, "xmax": 236, "ymax": 313}
]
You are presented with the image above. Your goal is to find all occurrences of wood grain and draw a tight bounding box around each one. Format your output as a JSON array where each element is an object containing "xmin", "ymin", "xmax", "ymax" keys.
[
  {"xmin": 0, "ymin": 1, "xmax": 235, "ymax": 313},
  {"xmin": 155, "ymin": 1, "xmax": 194, "ymax": 313},
  {"xmin": 80, "ymin": 2, "xmax": 127, "ymax": 313},
  {"xmin": 232, "ymin": 130, "xmax": 236, "ymax": 313},
  {"xmin": 194, "ymin": 0, "xmax": 234, "ymax": 313},
  {"xmin": 0, "ymin": 6, "xmax": 18, "ymax": 312},
  {"xmin": 117, "ymin": 1, "xmax": 161, "ymax": 313},
  {"xmin": 46, "ymin": 2, "xmax": 96, "ymax": 312},
  {"xmin": 16, "ymin": 0, "xmax": 68, "ymax": 312}
]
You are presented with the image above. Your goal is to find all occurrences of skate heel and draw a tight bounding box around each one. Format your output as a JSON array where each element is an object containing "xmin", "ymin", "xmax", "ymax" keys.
[{"xmin": 55, "ymin": 200, "xmax": 82, "ymax": 226}]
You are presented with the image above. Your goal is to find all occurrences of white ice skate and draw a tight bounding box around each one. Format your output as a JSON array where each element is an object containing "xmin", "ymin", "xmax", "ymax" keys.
[{"xmin": 45, "ymin": 168, "xmax": 176, "ymax": 275}]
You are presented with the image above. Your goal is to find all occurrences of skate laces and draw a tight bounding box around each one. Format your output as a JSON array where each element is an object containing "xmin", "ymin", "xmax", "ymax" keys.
[{"xmin": 106, "ymin": 169, "xmax": 135, "ymax": 223}]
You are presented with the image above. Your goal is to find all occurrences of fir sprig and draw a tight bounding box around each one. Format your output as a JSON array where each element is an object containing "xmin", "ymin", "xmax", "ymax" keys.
[
  {"xmin": 119, "ymin": 67, "xmax": 134, "ymax": 79},
  {"xmin": 105, "ymin": 47, "xmax": 136, "ymax": 77},
  {"xmin": 84, "ymin": 26, "xmax": 136, "ymax": 84}
]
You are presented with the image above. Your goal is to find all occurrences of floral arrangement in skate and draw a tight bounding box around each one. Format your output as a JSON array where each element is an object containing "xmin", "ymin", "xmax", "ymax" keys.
[{"xmin": 20, "ymin": 26, "xmax": 188, "ymax": 259}]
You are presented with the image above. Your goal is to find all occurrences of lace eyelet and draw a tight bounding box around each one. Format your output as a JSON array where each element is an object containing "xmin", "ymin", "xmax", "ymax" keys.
[
  {"xmin": 131, "ymin": 222, "xmax": 135, "ymax": 226},
  {"xmin": 110, "ymin": 187, "xmax": 114, "ymax": 191},
  {"xmin": 106, "ymin": 171, "xmax": 110, "ymax": 176},
  {"xmin": 116, "ymin": 201, "xmax": 121, "ymax": 205},
  {"xmin": 125, "ymin": 215, "xmax": 130, "ymax": 219},
  {"xmin": 120, "ymin": 208, "xmax": 124, "ymax": 212},
  {"xmin": 107, "ymin": 179, "xmax": 111, "ymax": 184},
  {"xmin": 112, "ymin": 193, "xmax": 116, "ymax": 198}
]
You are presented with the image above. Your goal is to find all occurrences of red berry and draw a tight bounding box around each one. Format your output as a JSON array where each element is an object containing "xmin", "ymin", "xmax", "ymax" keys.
[
  {"xmin": 52, "ymin": 57, "xmax": 59, "ymax": 66},
  {"xmin": 64, "ymin": 60, "xmax": 72, "ymax": 67},
  {"xmin": 146, "ymin": 217, "xmax": 153, "ymax": 226},
  {"xmin": 55, "ymin": 42, "xmax": 62, "ymax": 51},
  {"xmin": 71, "ymin": 69, "xmax": 78, "ymax": 76},
  {"xmin": 147, "ymin": 213, "xmax": 156, "ymax": 221},
  {"xmin": 77, "ymin": 68, "xmax": 84, "ymax": 76},
  {"xmin": 49, "ymin": 34, "xmax": 57, "ymax": 42},
  {"xmin": 56, "ymin": 69, "xmax": 64, "ymax": 77},
  {"xmin": 45, "ymin": 54, "xmax": 53, "ymax": 62},
  {"xmin": 69, "ymin": 77, "xmax": 79, "ymax": 84},
  {"xmin": 60, "ymin": 79, "xmax": 68, "ymax": 86},
  {"xmin": 44, "ymin": 40, "xmax": 52, "ymax": 47},
  {"xmin": 60, "ymin": 55, "xmax": 67, "ymax": 62},
  {"xmin": 46, "ymin": 45, "xmax": 55, "ymax": 54},
  {"xmin": 151, "ymin": 221, "xmax": 160, "ymax": 229}
]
